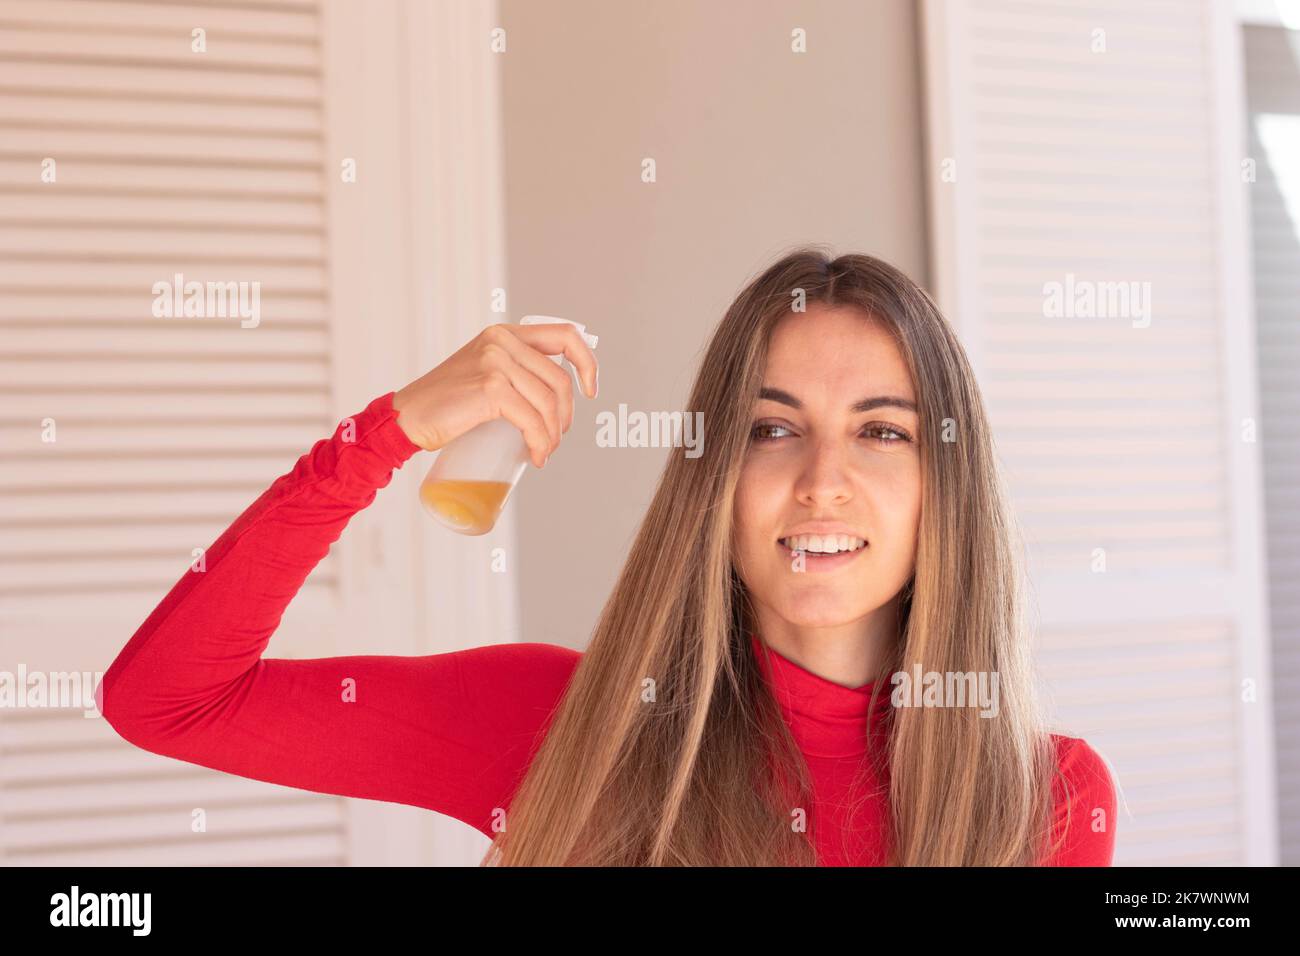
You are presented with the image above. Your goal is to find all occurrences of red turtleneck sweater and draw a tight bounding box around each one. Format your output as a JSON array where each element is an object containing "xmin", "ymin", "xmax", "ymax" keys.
[{"xmin": 98, "ymin": 391, "xmax": 1117, "ymax": 866}]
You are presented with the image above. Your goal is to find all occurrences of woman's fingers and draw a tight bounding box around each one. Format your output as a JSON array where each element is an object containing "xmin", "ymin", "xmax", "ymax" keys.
[
  {"xmin": 481, "ymin": 340, "xmax": 561, "ymax": 455},
  {"xmin": 489, "ymin": 324, "xmax": 576, "ymax": 434},
  {"xmin": 389, "ymin": 318, "xmax": 597, "ymax": 460},
  {"xmin": 510, "ymin": 322, "xmax": 598, "ymax": 400},
  {"xmin": 485, "ymin": 370, "xmax": 552, "ymax": 468}
]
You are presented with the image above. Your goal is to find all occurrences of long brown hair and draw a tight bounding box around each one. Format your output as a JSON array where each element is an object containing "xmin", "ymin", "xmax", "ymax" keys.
[{"xmin": 484, "ymin": 246, "xmax": 1065, "ymax": 865}]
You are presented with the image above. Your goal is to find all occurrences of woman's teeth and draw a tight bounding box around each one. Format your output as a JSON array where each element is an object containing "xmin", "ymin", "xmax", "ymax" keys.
[{"xmin": 780, "ymin": 534, "xmax": 866, "ymax": 554}]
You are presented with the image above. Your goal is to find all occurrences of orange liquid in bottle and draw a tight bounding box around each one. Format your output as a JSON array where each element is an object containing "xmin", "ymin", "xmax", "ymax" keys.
[{"xmin": 418, "ymin": 479, "xmax": 514, "ymax": 535}]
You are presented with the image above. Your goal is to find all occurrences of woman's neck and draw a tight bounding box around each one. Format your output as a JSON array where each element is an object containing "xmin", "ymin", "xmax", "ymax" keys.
[{"xmin": 752, "ymin": 598, "xmax": 899, "ymax": 689}]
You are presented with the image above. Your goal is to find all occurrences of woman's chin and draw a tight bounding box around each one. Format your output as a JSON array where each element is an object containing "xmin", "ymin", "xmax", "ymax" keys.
[{"xmin": 773, "ymin": 599, "xmax": 866, "ymax": 630}]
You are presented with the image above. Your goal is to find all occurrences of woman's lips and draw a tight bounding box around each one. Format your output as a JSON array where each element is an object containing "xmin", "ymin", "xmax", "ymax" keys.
[{"xmin": 777, "ymin": 539, "xmax": 866, "ymax": 573}]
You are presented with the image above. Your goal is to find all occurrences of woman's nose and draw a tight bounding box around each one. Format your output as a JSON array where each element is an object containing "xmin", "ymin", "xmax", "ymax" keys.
[{"xmin": 794, "ymin": 440, "xmax": 852, "ymax": 506}]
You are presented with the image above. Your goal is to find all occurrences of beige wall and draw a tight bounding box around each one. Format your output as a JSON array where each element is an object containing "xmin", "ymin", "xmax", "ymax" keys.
[{"xmin": 499, "ymin": 0, "xmax": 929, "ymax": 649}]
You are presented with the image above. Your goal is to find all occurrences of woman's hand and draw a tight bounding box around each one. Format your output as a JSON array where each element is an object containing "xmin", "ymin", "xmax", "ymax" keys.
[{"xmin": 392, "ymin": 321, "xmax": 599, "ymax": 468}]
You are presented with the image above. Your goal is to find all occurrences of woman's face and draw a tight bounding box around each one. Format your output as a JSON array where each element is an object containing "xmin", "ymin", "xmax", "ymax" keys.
[{"xmin": 733, "ymin": 304, "xmax": 922, "ymax": 639}]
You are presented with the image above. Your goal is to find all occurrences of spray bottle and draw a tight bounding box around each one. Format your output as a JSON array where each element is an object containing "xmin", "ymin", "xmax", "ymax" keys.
[{"xmin": 418, "ymin": 315, "xmax": 598, "ymax": 534}]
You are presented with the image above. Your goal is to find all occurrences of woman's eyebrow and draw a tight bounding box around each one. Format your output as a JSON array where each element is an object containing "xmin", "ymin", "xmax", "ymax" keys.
[{"xmin": 758, "ymin": 386, "xmax": 917, "ymax": 414}]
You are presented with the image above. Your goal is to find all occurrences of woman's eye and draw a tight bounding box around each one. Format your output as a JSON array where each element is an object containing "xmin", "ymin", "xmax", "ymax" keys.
[
  {"xmin": 864, "ymin": 424, "xmax": 912, "ymax": 444},
  {"xmin": 750, "ymin": 423, "xmax": 790, "ymax": 442}
]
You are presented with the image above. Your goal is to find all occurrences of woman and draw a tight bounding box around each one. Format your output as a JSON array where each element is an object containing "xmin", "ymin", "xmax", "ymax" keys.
[{"xmin": 99, "ymin": 248, "xmax": 1116, "ymax": 866}]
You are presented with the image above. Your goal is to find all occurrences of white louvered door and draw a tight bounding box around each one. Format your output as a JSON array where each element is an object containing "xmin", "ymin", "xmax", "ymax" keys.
[
  {"xmin": 921, "ymin": 0, "xmax": 1277, "ymax": 865},
  {"xmin": 1242, "ymin": 19, "xmax": 1300, "ymax": 867},
  {"xmin": 1, "ymin": 0, "xmax": 513, "ymax": 868},
  {"xmin": 0, "ymin": 0, "xmax": 349, "ymax": 866}
]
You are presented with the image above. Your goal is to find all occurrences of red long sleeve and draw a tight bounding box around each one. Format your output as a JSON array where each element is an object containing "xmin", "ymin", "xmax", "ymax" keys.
[
  {"xmin": 1041, "ymin": 735, "xmax": 1118, "ymax": 866},
  {"xmin": 97, "ymin": 391, "xmax": 579, "ymax": 838}
]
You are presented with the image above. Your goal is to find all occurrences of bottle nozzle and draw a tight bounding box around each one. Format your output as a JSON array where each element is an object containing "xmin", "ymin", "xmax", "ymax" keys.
[{"xmin": 520, "ymin": 315, "xmax": 597, "ymax": 347}]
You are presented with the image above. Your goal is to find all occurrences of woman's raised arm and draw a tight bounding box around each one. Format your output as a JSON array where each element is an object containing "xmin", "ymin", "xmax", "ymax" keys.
[
  {"xmin": 100, "ymin": 323, "xmax": 596, "ymax": 833},
  {"xmin": 97, "ymin": 389, "xmax": 581, "ymax": 835}
]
